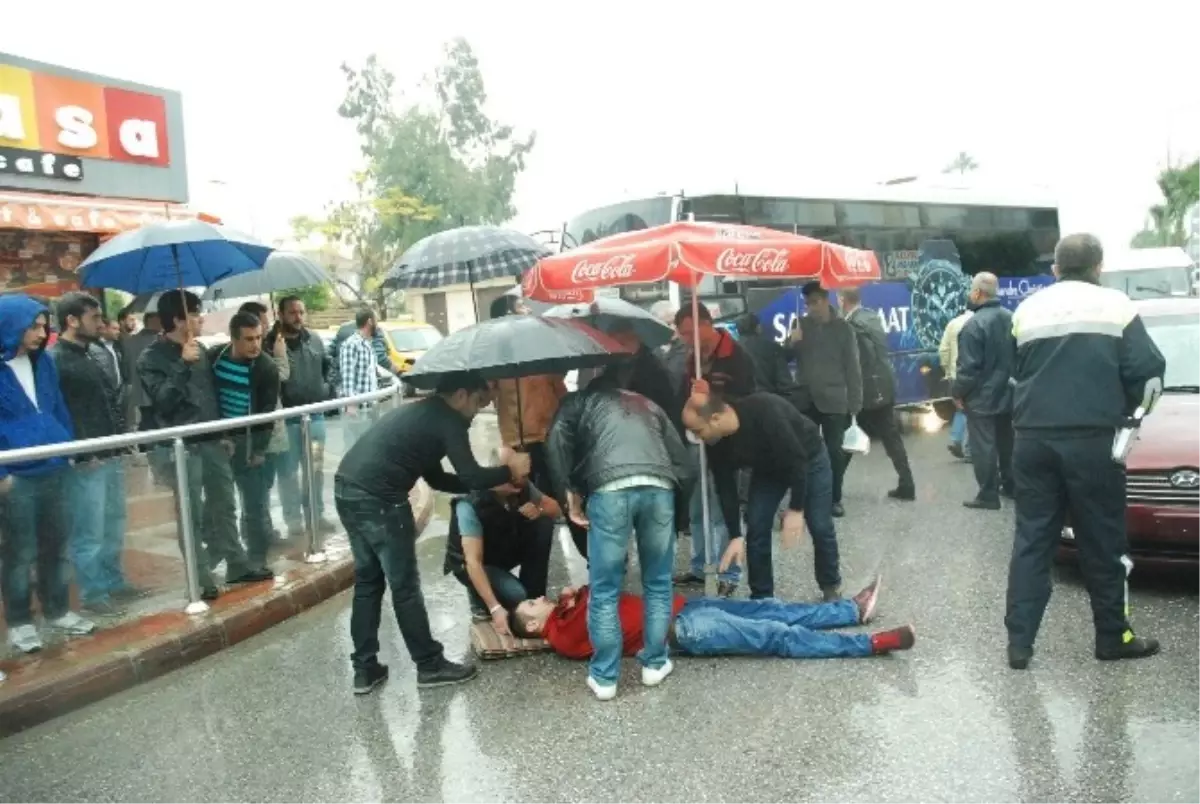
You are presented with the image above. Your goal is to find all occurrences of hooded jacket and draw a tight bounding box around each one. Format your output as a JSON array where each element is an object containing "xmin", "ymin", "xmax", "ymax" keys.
[{"xmin": 0, "ymin": 295, "xmax": 74, "ymax": 480}]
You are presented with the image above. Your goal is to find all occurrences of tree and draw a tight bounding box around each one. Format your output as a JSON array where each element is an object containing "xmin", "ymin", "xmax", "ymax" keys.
[
  {"xmin": 943, "ymin": 152, "xmax": 979, "ymax": 176},
  {"xmin": 338, "ymin": 39, "xmax": 535, "ymax": 254},
  {"xmin": 290, "ymin": 175, "xmax": 440, "ymax": 314},
  {"xmin": 1130, "ymin": 159, "xmax": 1200, "ymax": 248}
]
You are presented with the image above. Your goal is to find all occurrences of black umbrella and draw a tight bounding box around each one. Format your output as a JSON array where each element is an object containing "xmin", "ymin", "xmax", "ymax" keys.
[
  {"xmin": 542, "ymin": 296, "xmax": 674, "ymax": 350},
  {"xmin": 382, "ymin": 226, "xmax": 551, "ymax": 320},
  {"xmin": 402, "ymin": 315, "xmax": 633, "ymax": 391}
]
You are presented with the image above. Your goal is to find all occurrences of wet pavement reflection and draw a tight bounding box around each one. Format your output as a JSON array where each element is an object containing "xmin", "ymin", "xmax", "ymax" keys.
[{"xmin": 1, "ymin": 419, "xmax": 1196, "ymax": 803}]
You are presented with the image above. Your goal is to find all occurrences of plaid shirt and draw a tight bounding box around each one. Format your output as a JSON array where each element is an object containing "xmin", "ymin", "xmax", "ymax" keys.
[{"xmin": 338, "ymin": 332, "xmax": 378, "ymax": 399}]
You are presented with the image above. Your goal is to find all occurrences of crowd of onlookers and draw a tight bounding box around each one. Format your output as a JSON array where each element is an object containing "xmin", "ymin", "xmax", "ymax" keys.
[{"xmin": 0, "ymin": 288, "xmax": 403, "ymax": 672}]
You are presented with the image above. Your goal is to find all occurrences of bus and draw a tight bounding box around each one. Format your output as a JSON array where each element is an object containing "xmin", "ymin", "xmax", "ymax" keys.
[{"xmin": 558, "ymin": 182, "xmax": 1061, "ymax": 414}]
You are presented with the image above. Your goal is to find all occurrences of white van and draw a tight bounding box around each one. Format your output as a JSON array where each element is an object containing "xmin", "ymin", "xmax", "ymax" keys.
[{"xmin": 1100, "ymin": 246, "xmax": 1197, "ymax": 299}]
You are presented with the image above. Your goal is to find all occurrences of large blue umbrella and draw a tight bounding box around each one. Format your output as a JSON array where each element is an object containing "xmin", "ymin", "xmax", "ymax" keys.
[{"xmin": 78, "ymin": 220, "xmax": 274, "ymax": 293}]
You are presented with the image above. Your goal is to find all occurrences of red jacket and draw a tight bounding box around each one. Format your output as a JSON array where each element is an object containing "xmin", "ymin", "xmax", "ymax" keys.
[{"xmin": 542, "ymin": 586, "xmax": 687, "ymax": 659}]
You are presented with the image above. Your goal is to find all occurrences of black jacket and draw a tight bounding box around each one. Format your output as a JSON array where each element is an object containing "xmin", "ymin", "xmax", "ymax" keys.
[
  {"xmin": 137, "ymin": 337, "xmax": 221, "ymax": 431},
  {"xmin": 1011, "ymin": 280, "xmax": 1166, "ymax": 434},
  {"xmin": 790, "ymin": 312, "xmax": 863, "ymax": 414},
  {"xmin": 545, "ymin": 388, "xmax": 694, "ymax": 501},
  {"xmin": 50, "ymin": 338, "xmax": 124, "ymax": 459},
  {"xmin": 207, "ymin": 344, "xmax": 280, "ymax": 456},
  {"xmin": 268, "ymin": 328, "xmax": 334, "ymax": 407},
  {"xmin": 682, "ymin": 329, "xmax": 758, "ymax": 402},
  {"xmin": 738, "ymin": 331, "xmax": 795, "ymax": 396},
  {"xmin": 845, "ymin": 307, "xmax": 896, "ymax": 410},
  {"xmin": 587, "ymin": 346, "xmax": 683, "ymax": 434},
  {"xmin": 952, "ymin": 299, "xmax": 1016, "ymax": 416}
]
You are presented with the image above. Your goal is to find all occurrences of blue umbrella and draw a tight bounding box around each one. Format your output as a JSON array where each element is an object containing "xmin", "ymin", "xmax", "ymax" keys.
[{"xmin": 78, "ymin": 220, "xmax": 274, "ymax": 293}]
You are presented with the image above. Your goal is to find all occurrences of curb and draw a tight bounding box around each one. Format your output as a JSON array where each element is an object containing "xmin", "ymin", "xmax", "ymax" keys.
[{"xmin": 0, "ymin": 482, "xmax": 434, "ymax": 739}]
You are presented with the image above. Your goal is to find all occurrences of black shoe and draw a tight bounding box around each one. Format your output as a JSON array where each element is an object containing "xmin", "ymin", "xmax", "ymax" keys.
[
  {"xmin": 963, "ymin": 499, "xmax": 1001, "ymax": 511},
  {"xmin": 1096, "ymin": 636, "xmax": 1160, "ymax": 662},
  {"xmin": 201, "ymin": 586, "xmax": 220, "ymax": 602},
  {"xmin": 831, "ymin": 503, "xmax": 846, "ymax": 518},
  {"xmin": 948, "ymin": 443, "xmax": 964, "ymax": 460},
  {"xmin": 227, "ymin": 568, "xmax": 274, "ymax": 584},
  {"xmin": 672, "ymin": 572, "xmax": 704, "ymax": 586},
  {"xmin": 1008, "ymin": 644, "xmax": 1034, "ymax": 670},
  {"xmin": 888, "ymin": 486, "xmax": 916, "ymax": 502},
  {"xmin": 354, "ymin": 663, "xmax": 389, "ymax": 695},
  {"xmin": 717, "ymin": 580, "xmax": 737, "ymax": 598},
  {"xmin": 1000, "ymin": 486, "xmax": 1016, "ymax": 500},
  {"xmin": 821, "ymin": 585, "xmax": 843, "ymax": 602},
  {"xmin": 417, "ymin": 659, "xmax": 479, "ymax": 689}
]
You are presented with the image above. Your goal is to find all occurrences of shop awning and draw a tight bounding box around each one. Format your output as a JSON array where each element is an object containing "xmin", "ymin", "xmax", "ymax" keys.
[{"xmin": 0, "ymin": 191, "xmax": 221, "ymax": 235}]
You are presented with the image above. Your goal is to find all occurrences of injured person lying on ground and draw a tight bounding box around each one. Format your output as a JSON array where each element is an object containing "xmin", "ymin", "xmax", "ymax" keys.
[{"xmin": 509, "ymin": 575, "xmax": 914, "ymax": 701}]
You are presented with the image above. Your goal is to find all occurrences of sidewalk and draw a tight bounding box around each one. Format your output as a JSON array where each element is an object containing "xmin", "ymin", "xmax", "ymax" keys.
[{"xmin": 0, "ymin": 479, "xmax": 433, "ymax": 738}]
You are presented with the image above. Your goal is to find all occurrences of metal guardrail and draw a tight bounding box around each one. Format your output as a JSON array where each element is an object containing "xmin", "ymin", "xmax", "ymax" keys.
[{"xmin": 0, "ymin": 383, "xmax": 402, "ymax": 615}]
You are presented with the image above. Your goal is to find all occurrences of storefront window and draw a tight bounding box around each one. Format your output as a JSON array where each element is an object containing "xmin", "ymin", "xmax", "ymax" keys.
[{"xmin": 0, "ymin": 229, "xmax": 95, "ymax": 298}]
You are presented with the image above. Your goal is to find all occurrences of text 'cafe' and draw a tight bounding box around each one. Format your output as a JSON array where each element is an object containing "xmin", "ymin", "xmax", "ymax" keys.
[{"xmin": 0, "ymin": 53, "xmax": 215, "ymax": 300}]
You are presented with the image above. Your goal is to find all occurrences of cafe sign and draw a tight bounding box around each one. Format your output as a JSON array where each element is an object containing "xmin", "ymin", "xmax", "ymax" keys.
[{"xmin": 0, "ymin": 64, "xmax": 170, "ymax": 169}]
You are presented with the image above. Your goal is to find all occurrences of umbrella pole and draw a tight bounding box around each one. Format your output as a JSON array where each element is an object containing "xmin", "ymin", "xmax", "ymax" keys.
[
  {"xmin": 468, "ymin": 261, "xmax": 480, "ymax": 324},
  {"xmin": 171, "ymin": 243, "xmax": 189, "ymax": 344},
  {"xmin": 691, "ymin": 289, "xmax": 718, "ymax": 599}
]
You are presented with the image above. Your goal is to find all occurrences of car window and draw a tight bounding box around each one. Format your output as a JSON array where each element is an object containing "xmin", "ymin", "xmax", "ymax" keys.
[
  {"xmin": 387, "ymin": 326, "xmax": 443, "ymax": 351},
  {"xmin": 1144, "ymin": 313, "xmax": 1200, "ymax": 389}
]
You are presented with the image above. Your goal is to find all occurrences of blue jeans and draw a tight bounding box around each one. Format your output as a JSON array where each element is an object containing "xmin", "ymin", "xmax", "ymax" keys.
[
  {"xmin": 2, "ymin": 472, "xmax": 70, "ymax": 626},
  {"xmin": 66, "ymin": 459, "xmax": 128, "ymax": 605},
  {"xmin": 278, "ymin": 414, "xmax": 326, "ymax": 529},
  {"xmin": 744, "ymin": 444, "xmax": 842, "ymax": 598},
  {"xmin": 950, "ymin": 411, "xmax": 971, "ymax": 455},
  {"xmin": 587, "ymin": 486, "xmax": 676, "ymax": 685},
  {"xmin": 674, "ymin": 597, "xmax": 871, "ymax": 658},
  {"xmin": 689, "ymin": 445, "xmax": 739, "ymax": 584}
]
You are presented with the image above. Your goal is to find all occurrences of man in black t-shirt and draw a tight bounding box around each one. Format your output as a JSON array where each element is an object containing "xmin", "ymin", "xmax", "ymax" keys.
[
  {"xmin": 334, "ymin": 372, "xmax": 530, "ymax": 695},
  {"xmin": 682, "ymin": 385, "xmax": 843, "ymax": 601}
]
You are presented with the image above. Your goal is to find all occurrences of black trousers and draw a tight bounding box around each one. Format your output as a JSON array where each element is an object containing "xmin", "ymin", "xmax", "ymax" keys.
[
  {"xmin": 1005, "ymin": 434, "xmax": 1133, "ymax": 650},
  {"xmin": 336, "ymin": 479, "xmax": 442, "ymax": 672},
  {"xmin": 967, "ymin": 412, "xmax": 1014, "ymax": 504},
  {"xmin": 526, "ymin": 440, "xmax": 589, "ymax": 559},
  {"xmin": 847, "ymin": 405, "xmax": 914, "ymax": 490},
  {"xmin": 804, "ymin": 409, "xmax": 850, "ymax": 504}
]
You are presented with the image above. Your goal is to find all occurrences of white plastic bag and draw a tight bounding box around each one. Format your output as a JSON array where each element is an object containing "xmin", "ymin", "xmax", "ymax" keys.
[{"xmin": 842, "ymin": 417, "xmax": 871, "ymax": 456}]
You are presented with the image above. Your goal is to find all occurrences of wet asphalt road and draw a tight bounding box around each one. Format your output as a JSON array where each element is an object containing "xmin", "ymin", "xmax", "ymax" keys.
[{"xmin": 1, "ymin": 424, "xmax": 1197, "ymax": 803}]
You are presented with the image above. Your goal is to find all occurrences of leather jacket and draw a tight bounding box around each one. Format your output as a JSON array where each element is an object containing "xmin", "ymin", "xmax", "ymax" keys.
[{"xmin": 545, "ymin": 387, "xmax": 694, "ymax": 501}]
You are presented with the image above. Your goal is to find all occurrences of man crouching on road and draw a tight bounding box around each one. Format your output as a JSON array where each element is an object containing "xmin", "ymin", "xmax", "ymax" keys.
[
  {"xmin": 444, "ymin": 447, "xmax": 561, "ymax": 634},
  {"xmin": 509, "ymin": 576, "xmax": 914, "ymax": 700}
]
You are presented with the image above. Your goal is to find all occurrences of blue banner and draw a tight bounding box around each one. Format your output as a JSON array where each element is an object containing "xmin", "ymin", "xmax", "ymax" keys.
[{"xmin": 740, "ymin": 238, "xmax": 1056, "ymax": 406}]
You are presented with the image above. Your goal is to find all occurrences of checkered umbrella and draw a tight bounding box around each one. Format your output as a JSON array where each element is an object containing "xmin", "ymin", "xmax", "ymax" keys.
[{"xmin": 382, "ymin": 226, "xmax": 551, "ymax": 291}]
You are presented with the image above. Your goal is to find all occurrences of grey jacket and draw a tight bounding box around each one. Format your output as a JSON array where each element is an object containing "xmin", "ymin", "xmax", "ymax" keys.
[
  {"xmin": 790, "ymin": 312, "xmax": 863, "ymax": 415},
  {"xmin": 269, "ymin": 328, "xmax": 334, "ymax": 408}
]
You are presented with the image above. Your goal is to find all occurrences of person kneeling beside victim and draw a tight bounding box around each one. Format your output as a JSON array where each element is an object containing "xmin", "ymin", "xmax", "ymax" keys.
[
  {"xmin": 444, "ymin": 449, "xmax": 561, "ymax": 635},
  {"xmin": 509, "ymin": 576, "xmax": 914, "ymax": 701}
]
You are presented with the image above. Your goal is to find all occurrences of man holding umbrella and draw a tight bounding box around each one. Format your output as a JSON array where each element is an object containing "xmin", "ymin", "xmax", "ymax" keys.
[{"xmin": 335, "ymin": 373, "xmax": 531, "ymax": 694}]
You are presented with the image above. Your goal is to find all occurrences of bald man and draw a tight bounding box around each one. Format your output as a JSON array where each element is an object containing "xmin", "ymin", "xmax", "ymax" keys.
[{"xmin": 952, "ymin": 272, "xmax": 1016, "ymax": 510}]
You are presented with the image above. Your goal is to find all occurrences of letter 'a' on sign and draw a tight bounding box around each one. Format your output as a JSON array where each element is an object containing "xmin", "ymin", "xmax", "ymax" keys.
[{"xmin": 101, "ymin": 86, "xmax": 169, "ymax": 166}]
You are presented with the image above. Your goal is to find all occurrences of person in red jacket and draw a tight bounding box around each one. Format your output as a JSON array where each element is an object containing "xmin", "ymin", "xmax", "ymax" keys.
[{"xmin": 510, "ymin": 575, "xmax": 914, "ymax": 700}]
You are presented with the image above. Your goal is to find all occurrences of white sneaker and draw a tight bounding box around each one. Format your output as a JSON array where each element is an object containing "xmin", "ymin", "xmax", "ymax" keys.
[
  {"xmin": 587, "ymin": 676, "xmax": 617, "ymax": 701},
  {"xmin": 641, "ymin": 658, "xmax": 674, "ymax": 687},
  {"xmin": 48, "ymin": 611, "xmax": 96, "ymax": 636},
  {"xmin": 0, "ymin": 668, "xmax": 7, "ymax": 682},
  {"xmin": 8, "ymin": 623, "xmax": 43, "ymax": 653}
]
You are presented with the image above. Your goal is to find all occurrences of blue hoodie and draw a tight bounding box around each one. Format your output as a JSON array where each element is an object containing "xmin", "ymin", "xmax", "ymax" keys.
[{"xmin": 0, "ymin": 294, "xmax": 74, "ymax": 480}]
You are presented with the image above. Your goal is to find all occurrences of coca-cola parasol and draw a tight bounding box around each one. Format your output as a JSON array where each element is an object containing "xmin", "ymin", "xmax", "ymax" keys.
[
  {"xmin": 521, "ymin": 220, "xmax": 880, "ymax": 598},
  {"xmin": 521, "ymin": 221, "xmax": 880, "ymax": 301}
]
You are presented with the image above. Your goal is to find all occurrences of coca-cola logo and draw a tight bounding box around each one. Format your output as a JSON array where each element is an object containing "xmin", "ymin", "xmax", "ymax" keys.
[
  {"xmin": 840, "ymin": 246, "xmax": 874, "ymax": 274},
  {"xmin": 714, "ymin": 247, "xmax": 790, "ymax": 275},
  {"xmin": 570, "ymin": 254, "xmax": 636, "ymax": 284}
]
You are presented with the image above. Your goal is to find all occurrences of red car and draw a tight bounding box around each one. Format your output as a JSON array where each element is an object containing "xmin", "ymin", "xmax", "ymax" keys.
[{"xmin": 1059, "ymin": 297, "xmax": 1200, "ymax": 571}]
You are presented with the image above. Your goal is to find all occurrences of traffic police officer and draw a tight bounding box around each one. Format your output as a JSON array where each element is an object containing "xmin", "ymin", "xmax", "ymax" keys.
[{"xmin": 1005, "ymin": 233, "xmax": 1166, "ymax": 670}]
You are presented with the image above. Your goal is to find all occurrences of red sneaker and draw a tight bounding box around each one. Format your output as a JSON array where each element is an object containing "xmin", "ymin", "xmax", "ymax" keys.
[
  {"xmin": 853, "ymin": 575, "xmax": 882, "ymax": 624},
  {"xmin": 871, "ymin": 625, "xmax": 916, "ymax": 654}
]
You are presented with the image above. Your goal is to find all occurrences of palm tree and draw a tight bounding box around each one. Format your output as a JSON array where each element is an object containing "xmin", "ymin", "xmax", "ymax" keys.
[
  {"xmin": 1130, "ymin": 159, "xmax": 1200, "ymax": 248},
  {"xmin": 943, "ymin": 152, "xmax": 979, "ymax": 176}
]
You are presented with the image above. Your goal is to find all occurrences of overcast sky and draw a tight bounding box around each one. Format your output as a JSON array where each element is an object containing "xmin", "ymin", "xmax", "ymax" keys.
[{"xmin": 5, "ymin": 0, "xmax": 1198, "ymax": 250}]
